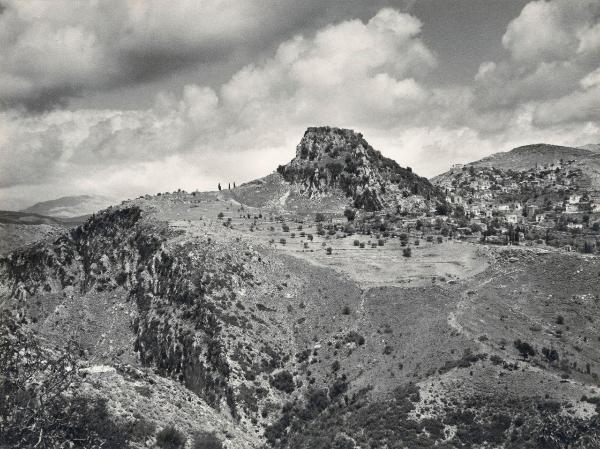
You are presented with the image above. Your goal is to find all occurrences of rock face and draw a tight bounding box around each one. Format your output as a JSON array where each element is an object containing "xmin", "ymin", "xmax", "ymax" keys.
[{"xmin": 277, "ymin": 127, "xmax": 441, "ymax": 211}]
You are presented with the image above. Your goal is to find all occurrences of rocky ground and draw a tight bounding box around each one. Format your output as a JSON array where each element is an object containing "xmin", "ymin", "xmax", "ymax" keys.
[
  {"xmin": 1, "ymin": 188, "xmax": 599, "ymax": 448},
  {"xmin": 1, "ymin": 129, "xmax": 599, "ymax": 448}
]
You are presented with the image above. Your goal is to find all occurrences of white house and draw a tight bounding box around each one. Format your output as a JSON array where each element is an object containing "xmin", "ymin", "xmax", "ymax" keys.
[{"xmin": 565, "ymin": 204, "xmax": 579, "ymax": 213}]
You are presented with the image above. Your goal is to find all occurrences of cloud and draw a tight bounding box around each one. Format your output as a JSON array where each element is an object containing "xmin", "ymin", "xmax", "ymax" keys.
[
  {"xmin": 474, "ymin": 0, "xmax": 600, "ymax": 115},
  {"xmin": 0, "ymin": 0, "xmax": 420, "ymax": 110},
  {"xmin": 1, "ymin": 2, "xmax": 600, "ymax": 210}
]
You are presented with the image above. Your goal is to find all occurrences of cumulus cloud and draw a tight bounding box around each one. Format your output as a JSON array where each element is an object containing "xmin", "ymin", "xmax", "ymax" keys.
[
  {"xmin": 1, "ymin": 2, "xmax": 600, "ymax": 210},
  {"xmin": 0, "ymin": 0, "xmax": 419, "ymax": 110},
  {"xmin": 474, "ymin": 0, "xmax": 600, "ymax": 120}
]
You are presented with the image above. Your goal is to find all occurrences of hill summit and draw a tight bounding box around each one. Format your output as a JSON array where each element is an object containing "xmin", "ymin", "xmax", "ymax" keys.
[{"xmin": 277, "ymin": 127, "xmax": 439, "ymax": 211}]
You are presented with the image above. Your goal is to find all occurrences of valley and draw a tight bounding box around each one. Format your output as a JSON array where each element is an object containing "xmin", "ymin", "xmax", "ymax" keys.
[{"xmin": 1, "ymin": 128, "xmax": 599, "ymax": 449}]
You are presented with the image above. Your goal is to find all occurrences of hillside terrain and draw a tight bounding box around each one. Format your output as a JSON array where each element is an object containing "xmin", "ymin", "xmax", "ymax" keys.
[
  {"xmin": 1, "ymin": 129, "xmax": 600, "ymax": 449},
  {"xmin": 23, "ymin": 195, "xmax": 115, "ymax": 218},
  {"xmin": 465, "ymin": 144, "xmax": 595, "ymax": 172},
  {"xmin": 0, "ymin": 211, "xmax": 87, "ymax": 255}
]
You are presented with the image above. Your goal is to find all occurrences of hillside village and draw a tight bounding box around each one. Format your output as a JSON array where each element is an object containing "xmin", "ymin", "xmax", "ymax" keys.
[{"xmin": 427, "ymin": 159, "xmax": 600, "ymax": 253}]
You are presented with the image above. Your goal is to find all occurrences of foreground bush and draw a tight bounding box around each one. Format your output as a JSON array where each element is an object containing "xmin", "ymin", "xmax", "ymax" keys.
[
  {"xmin": 157, "ymin": 426, "xmax": 186, "ymax": 449},
  {"xmin": 0, "ymin": 312, "xmax": 131, "ymax": 449}
]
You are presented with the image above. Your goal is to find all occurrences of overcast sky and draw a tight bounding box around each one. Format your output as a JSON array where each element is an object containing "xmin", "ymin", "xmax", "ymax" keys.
[{"xmin": 1, "ymin": 0, "xmax": 599, "ymax": 210}]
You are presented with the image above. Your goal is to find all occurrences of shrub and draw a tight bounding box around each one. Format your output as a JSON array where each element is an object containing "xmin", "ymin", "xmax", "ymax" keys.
[
  {"xmin": 514, "ymin": 339, "xmax": 535, "ymax": 359},
  {"xmin": 192, "ymin": 432, "xmax": 223, "ymax": 449},
  {"xmin": 344, "ymin": 208, "xmax": 356, "ymax": 221},
  {"xmin": 307, "ymin": 234, "xmax": 314, "ymax": 241},
  {"xmin": 331, "ymin": 360, "xmax": 340, "ymax": 372},
  {"xmin": 556, "ymin": 315, "xmax": 565, "ymax": 325},
  {"xmin": 542, "ymin": 347, "xmax": 559, "ymax": 363},
  {"xmin": 282, "ymin": 224, "xmax": 290, "ymax": 232},
  {"xmin": 353, "ymin": 240, "xmax": 360, "ymax": 246},
  {"xmin": 0, "ymin": 312, "xmax": 132, "ymax": 449},
  {"xmin": 326, "ymin": 247, "xmax": 333, "ymax": 255},
  {"xmin": 342, "ymin": 306, "xmax": 351, "ymax": 315},
  {"xmin": 378, "ymin": 239, "xmax": 384, "ymax": 246},
  {"xmin": 280, "ymin": 238, "xmax": 286, "ymax": 245},
  {"xmin": 157, "ymin": 426, "xmax": 186, "ymax": 449},
  {"xmin": 315, "ymin": 213, "xmax": 325, "ymax": 222},
  {"xmin": 217, "ymin": 212, "xmax": 224, "ymax": 219},
  {"xmin": 345, "ymin": 331, "xmax": 365, "ymax": 346},
  {"xmin": 270, "ymin": 370, "xmax": 295, "ymax": 393},
  {"xmin": 403, "ymin": 247, "xmax": 412, "ymax": 258}
]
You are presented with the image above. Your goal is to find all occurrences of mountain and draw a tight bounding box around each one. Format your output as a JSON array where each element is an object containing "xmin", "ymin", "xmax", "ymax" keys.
[
  {"xmin": 277, "ymin": 127, "xmax": 441, "ymax": 211},
  {"xmin": 466, "ymin": 143, "xmax": 593, "ymax": 171},
  {"xmin": 23, "ymin": 194, "xmax": 115, "ymax": 218},
  {"xmin": 229, "ymin": 127, "xmax": 443, "ymax": 214},
  {"xmin": 433, "ymin": 142, "xmax": 600, "ymax": 195},
  {"xmin": 579, "ymin": 143, "xmax": 600, "ymax": 153},
  {"xmin": 1, "ymin": 128, "xmax": 600, "ymax": 448}
]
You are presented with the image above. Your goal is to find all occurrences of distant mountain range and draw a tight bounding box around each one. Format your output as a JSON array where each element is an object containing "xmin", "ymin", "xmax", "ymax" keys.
[{"xmin": 22, "ymin": 194, "xmax": 115, "ymax": 218}]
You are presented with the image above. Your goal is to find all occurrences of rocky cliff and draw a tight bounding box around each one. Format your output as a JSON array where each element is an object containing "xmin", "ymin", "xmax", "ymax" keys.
[{"xmin": 277, "ymin": 127, "xmax": 442, "ymax": 212}]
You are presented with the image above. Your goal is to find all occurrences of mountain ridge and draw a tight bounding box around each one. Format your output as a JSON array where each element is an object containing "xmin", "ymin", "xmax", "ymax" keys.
[
  {"xmin": 465, "ymin": 143, "xmax": 593, "ymax": 171},
  {"xmin": 23, "ymin": 194, "xmax": 115, "ymax": 218}
]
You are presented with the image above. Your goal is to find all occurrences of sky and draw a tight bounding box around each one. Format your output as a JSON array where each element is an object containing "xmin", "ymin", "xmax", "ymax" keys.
[{"xmin": 1, "ymin": 0, "xmax": 599, "ymax": 210}]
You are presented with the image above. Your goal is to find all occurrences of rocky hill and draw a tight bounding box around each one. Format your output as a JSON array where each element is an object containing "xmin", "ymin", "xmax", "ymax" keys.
[{"xmin": 275, "ymin": 127, "xmax": 443, "ymax": 212}]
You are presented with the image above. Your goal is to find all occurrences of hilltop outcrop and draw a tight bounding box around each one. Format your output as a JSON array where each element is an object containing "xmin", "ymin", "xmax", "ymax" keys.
[{"xmin": 277, "ymin": 127, "xmax": 442, "ymax": 211}]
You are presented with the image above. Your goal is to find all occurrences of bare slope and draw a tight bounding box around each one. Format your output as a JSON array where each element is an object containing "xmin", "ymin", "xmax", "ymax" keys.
[{"xmin": 2, "ymin": 190, "xmax": 599, "ymax": 448}]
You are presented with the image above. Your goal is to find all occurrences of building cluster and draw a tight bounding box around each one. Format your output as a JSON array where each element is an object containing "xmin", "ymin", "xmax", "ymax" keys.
[{"xmin": 436, "ymin": 162, "xmax": 600, "ymax": 239}]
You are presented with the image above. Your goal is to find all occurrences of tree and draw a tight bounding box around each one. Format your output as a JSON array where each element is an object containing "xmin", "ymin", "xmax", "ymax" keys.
[
  {"xmin": 514, "ymin": 339, "xmax": 535, "ymax": 359},
  {"xmin": 436, "ymin": 203, "xmax": 450, "ymax": 216},
  {"xmin": 542, "ymin": 347, "xmax": 559, "ymax": 363},
  {"xmin": 344, "ymin": 208, "xmax": 356, "ymax": 221},
  {"xmin": 315, "ymin": 213, "xmax": 325, "ymax": 222},
  {"xmin": 157, "ymin": 426, "xmax": 186, "ymax": 449}
]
